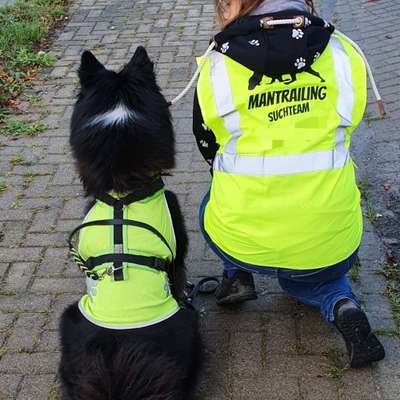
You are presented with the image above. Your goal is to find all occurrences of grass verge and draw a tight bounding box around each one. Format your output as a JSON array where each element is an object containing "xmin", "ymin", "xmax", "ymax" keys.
[{"xmin": 0, "ymin": 0, "xmax": 68, "ymax": 122}]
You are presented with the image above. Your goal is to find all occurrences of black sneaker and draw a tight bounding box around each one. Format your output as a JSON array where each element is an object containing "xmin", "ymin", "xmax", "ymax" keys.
[
  {"xmin": 215, "ymin": 270, "xmax": 258, "ymax": 305},
  {"xmin": 334, "ymin": 300, "xmax": 385, "ymax": 368}
]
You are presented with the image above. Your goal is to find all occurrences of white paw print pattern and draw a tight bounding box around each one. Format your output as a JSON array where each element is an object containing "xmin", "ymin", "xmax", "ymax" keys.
[
  {"xmin": 200, "ymin": 140, "xmax": 209, "ymax": 148},
  {"xmin": 292, "ymin": 29, "xmax": 304, "ymax": 40},
  {"xmin": 304, "ymin": 17, "xmax": 311, "ymax": 27},
  {"xmin": 221, "ymin": 42, "xmax": 230, "ymax": 53},
  {"xmin": 295, "ymin": 57, "xmax": 306, "ymax": 70},
  {"xmin": 202, "ymin": 123, "xmax": 210, "ymax": 131},
  {"xmin": 248, "ymin": 39, "xmax": 260, "ymax": 46},
  {"xmin": 313, "ymin": 52, "xmax": 321, "ymax": 62}
]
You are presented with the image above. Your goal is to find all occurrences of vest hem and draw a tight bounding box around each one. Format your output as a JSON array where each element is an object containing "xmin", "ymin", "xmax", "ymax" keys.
[
  {"xmin": 78, "ymin": 302, "xmax": 180, "ymax": 330},
  {"xmin": 205, "ymin": 222, "xmax": 363, "ymax": 270}
]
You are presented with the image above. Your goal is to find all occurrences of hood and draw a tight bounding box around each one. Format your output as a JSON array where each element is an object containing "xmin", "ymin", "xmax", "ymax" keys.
[
  {"xmin": 213, "ymin": 11, "xmax": 335, "ymax": 78},
  {"xmin": 250, "ymin": 0, "xmax": 309, "ymax": 14}
]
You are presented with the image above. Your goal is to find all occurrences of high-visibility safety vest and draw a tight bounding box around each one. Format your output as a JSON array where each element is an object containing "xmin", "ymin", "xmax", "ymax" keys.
[
  {"xmin": 197, "ymin": 34, "xmax": 366, "ymax": 269},
  {"xmin": 78, "ymin": 189, "xmax": 180, "ymax": 329}
]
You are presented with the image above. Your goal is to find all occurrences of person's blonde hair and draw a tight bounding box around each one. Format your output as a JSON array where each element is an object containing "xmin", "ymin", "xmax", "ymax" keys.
[{"xmin": 215, "ymin": 0, "xmax": 315, "ymax": 27}]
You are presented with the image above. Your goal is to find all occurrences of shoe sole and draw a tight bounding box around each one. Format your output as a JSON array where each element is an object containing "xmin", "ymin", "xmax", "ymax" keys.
[
  {"xmin": 216, "ymin": 291, "xmax": 258, "ymax": 305},
  {"xmin": 336, "ymin": 308, "xmax": 385, "ymax": 368}
]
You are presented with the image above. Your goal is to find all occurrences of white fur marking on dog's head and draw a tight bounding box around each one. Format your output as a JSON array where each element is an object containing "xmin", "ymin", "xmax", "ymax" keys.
[{"xmin": 89, "ymin": 103, "xmax": 137, "ymax": 127}]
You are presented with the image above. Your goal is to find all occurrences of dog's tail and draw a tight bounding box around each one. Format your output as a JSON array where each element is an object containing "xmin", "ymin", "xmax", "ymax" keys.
[{"xmin": 73, "ymin": 334, "xmax": 185, "ymax": 400}]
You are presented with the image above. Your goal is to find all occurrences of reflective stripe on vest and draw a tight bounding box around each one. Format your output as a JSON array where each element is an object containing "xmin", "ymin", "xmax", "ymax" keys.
[{"xmin": 209, "ymin": 35, "xmax": 354, "ymax": 177}]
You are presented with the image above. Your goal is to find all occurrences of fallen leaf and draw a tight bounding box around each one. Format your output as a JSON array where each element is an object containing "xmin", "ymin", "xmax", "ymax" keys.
[{"xmin": 383, "ymin": 181, "xmax": 391, "ymax": 190}]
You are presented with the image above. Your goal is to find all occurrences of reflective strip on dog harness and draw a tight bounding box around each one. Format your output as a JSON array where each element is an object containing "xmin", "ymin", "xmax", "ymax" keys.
[{"xmin": 208, "ymin": 36, "xmax": 355, "ymax": 176}]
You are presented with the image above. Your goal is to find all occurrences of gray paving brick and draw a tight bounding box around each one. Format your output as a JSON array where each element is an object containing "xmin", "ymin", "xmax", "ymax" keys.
[
  {"xmin": 300, "ymin": 377, "xmax": 339, "ymax": 400},
  {"xmin": 0, "ymin": 294, "xmax": 52, "ymax": 313},
  {"xmin": 6, "ymin": 313, "xmax": 46, "ymax": 352},
  {"xmin": 2, "ymin": 263, "xmax": 34, "ymax": 292},
  {"xmin": 17, "ymin": 374, "xmax": 56, "ymax": 400},
  {"xmin": 232, "ymin": 375, "xmax": 301, "ymax": 400},
  {"xmin": 0, "ymin": 352, "xmax": 59, "ymax": 375},
  {"xmin": 0, "ymin": 374, "xmax": 23, "ymax": 400}
]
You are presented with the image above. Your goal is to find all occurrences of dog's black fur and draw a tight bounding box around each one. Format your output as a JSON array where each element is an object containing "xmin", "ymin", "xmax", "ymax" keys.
[{"xmin": 59, "ymin": 47, "xmax": 201, "ymax": 400}]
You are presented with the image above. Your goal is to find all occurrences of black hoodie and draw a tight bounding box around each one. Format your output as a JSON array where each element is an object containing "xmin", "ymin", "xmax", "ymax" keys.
[{"xmin": 193, "ymin": 10, "xmax": 335, "ymax": 165}]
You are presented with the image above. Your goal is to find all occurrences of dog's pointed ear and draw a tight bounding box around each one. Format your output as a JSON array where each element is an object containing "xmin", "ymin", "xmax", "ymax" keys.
[
  {"xmin": 127, "ymin": 46, "xmax": 154, "ymax": 73},
  {"xmin": 79, "ymin": 51, "xmax": 105, "ymax": 86}
]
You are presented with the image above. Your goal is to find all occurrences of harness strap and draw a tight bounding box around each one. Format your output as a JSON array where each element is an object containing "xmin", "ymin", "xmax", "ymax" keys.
[
  {"xmin": 113, "ymin": 201, "xmax": 124, "ymax": 281},
  {"xmin": 68, "ymin": 218, "xmax": 174, "ymax": 280},
  {"xmin": 86, "ymin": 253, "xmax": 169, "ymax": 271},
  {"xmin": 69, "ymin": 219, "xmax": 174, "ymax": 256},
  {"xmin": 96, "ymin": 178, "xmax": 165, "ymax": 207}
]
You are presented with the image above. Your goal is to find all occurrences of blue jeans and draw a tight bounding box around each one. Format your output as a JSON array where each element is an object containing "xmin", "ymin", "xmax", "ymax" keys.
[{"xmin": 199, "ymin": 192, "xmax": 360, "ymax": 322}]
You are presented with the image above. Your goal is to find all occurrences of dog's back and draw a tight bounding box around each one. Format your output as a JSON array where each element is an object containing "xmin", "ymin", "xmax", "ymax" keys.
[
  {"xmin": 59, "ymin": 303, "xmax": 201, "ymax": 400},
  {"xmin": 62, "ymin": 337, "xmax": 183, "ymax": 400}
]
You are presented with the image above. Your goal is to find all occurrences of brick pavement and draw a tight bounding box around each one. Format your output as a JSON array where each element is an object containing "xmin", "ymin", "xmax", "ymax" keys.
[{"xmin": 0, "ymin": 0, "xmax": 399, "ymax": 399}]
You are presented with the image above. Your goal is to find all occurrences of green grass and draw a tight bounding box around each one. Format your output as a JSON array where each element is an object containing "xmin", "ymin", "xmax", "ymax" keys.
[
  {"xmin": 23, "ymin": 171, "xmax": 35, "ymax": 185},
  {"xmin": 0, "ymin": 181, "xmax": 7, "ymax": 192},
  {"xmin": 48, "ymin": 385, "xmax": 60, "ymax": 400},
  {"xmin": 325, "ymin": 348, "xmax": 347, "ymax": 385},
  {"xmin": 24, "ymin": 94, "xmax": 43, "ymax": 106},
  {"xmin": 377, "ymin": 263, "xmax": 400, "ymax": 336},
  {"xmin": 357, "ymin": 178, "xmax": 382, "ymax": 224},
  {"xmin": 0, "ymin": 119, "xmax": 47, "ymax": 136},
  {"xmin": 0, "ymin": 0, "xmax": 68, "ymax": 119},
  {"xmin": 357, "ymin": 178, "xmax": 370, "ymax": 201},
  {"xmin": 349, "ymin": 257, "xmax": 361, "ymax": 282},
  {"xmin": 10, "ymin": 152, "xmax": 31, "ymax": 166}
]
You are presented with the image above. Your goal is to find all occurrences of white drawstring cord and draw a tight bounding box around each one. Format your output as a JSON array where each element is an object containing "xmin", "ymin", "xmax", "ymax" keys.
[
  {"xmin": 168, "ymin": 18, "xmax": 303, "ymax": 106},
  {"xmin": 168, "ymin": 41, "xmax": 216, "ymax": 106},
  {"xmin": 169, "ymin": 21, "xmax": 386, "ymax": 118},
  {"xmin": 335, "ymin": 30, "xmax": 386, "ymax": 118}
]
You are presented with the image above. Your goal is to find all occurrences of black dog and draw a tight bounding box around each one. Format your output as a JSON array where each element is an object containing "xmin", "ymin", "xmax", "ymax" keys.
[{"xmin": 59, "ymin": 48, "xmax": 201, "ymax": 400}]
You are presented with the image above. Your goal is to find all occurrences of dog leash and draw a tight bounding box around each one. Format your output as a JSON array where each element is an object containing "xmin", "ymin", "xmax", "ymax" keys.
[
  {"xmin": 168, "ymin": 40, "xmax": 216, "ymax": 107},
  {"xmin": 168, "ymin": 18, "xmax": 385, "ymax": 118},
  {"xmin": 184, "ymin": 277, "xmax": 220, "ymax": 305}
]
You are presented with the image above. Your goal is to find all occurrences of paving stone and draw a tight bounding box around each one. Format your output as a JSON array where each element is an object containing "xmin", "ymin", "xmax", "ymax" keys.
[
  {"xmin": 0, "ymin": 294, "xmax": 52, "ymax": 313},
  {"xmin": 31, "ymin": 277, "xmax": 84, "ymax": 294},
  {"xmin": 17, "ymin": 374, "xmax": 56, "ymax": 400},
  {"xmin": 0, "ymin": 374, "xmax": 22, "ymax": 400},
  {"xmin": 36, "ymin": 330, "xmax": 60, "ymax": 352},
  {"xmin": 2, "ymin": 263, "xmax": 35, "ymax": 292},
  {"xmin": 232, "ymin": 375, "xmax": 301, "ymax": 400},
  {"xmin": 0, "ymin": 352, "xmax": 60, "ymax": 375},
  {"xmin": 300, "ymin": 377, "xmax": 339, "ymax": 400},
  {"xmin": 0, "ymin": 311, "xmax": 15, "ymax": 334},
  {"xmin": 6, "ymin": 313, "xmax": 46, "ymax": 352},
  {"xmin": 339, "ymin": 368, "xmax": 380, "ymax": 400}
]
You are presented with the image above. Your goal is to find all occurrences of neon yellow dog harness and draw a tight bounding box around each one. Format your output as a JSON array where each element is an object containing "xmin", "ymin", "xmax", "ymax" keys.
[{"xmin": 68, "ymin": 179, "xmax": 180, "ymax": 329}]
